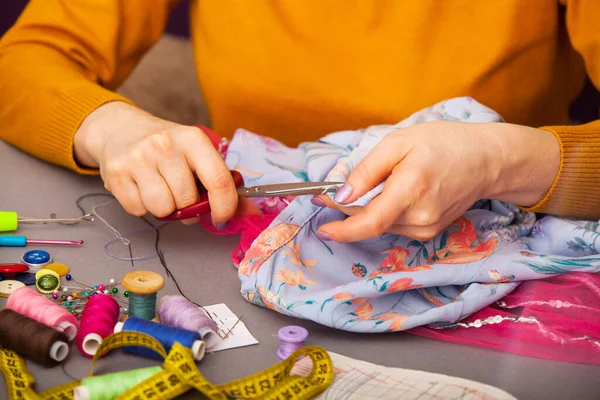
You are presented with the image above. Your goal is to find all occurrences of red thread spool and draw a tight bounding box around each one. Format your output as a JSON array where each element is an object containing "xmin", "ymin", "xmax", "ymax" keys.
[{"xmin": 75, "ymin": 294, "xmax": 120, "ymax": 358}]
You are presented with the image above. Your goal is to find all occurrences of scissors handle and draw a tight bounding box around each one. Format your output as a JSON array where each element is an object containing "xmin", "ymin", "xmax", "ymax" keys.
[{"xmin": 157, "ymin": 170, "xmax": 244, "ymax": 221}]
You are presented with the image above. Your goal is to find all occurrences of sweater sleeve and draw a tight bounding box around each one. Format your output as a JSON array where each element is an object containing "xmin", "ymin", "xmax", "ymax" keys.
[
  {"xmin": 523, "ymin": 0, "xmax": 600, "ymax": 220},
  {"xmin": 0, "ymin": 0, "xmax": 179, "ymax": 175}
]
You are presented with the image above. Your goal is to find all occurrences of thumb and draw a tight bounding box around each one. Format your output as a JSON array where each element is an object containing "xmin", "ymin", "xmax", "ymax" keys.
[{"xmin": 333, "ymin": 135, "xmax": 409, "ymax": 204}]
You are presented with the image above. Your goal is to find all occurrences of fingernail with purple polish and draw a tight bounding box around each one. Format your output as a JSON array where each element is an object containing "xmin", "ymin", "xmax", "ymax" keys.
[
  {"xmin": 311, "ymin": 197, "xmax": 325, "ymax": 207},
  {"xmin": 215, "ymin": 222, "xmax": 228, "ymax": 231},
  {"xmin": 333, "ymin": 184, "xmax": 353, "ymax": 204},
  {"xmin": 316, "ymin": 231, "xmax": 331, "ymax": 241}
]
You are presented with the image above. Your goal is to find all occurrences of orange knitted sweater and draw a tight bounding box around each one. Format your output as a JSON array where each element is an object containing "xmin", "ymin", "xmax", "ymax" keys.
[{"xmin": 1, "ymin": 1, "xmax": 600, "ymax": 218}]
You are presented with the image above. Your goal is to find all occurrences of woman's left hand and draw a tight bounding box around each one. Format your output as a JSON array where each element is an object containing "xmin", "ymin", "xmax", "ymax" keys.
[{"xmin": 313, "ymin": 121, "xmax": 560, "ymax": 242}]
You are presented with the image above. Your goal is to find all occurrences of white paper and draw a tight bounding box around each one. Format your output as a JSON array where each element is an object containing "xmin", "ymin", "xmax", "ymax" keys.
[
  {"xmin": 203, "ymin": 303, "xmax": 259, "ymax": 352},
  {"xmin": 291, "ymin": 351, "xmax": 518, "ymax": 400}
]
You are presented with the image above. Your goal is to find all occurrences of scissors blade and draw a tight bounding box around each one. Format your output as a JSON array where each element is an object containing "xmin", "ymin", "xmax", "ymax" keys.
[{"xmin": 237, "ymin": 182, "xmax": 345, "ymax": 198}]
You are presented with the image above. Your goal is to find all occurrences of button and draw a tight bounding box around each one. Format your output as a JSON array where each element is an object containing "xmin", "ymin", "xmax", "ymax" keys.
[
  {"xmin": 21, "ymin": 250, "xmax": 52, "ymax": 270},
  {"xmin": 15, "ymin": 273, "xmax": 36, "ymax": 286},
  {"xmin": 36, "ymin": 270, "xmax": 60, "ymax": 294},
  {"xmin": 43, "ymin": 263, "xmax": 69, "ymax": 277},
  {"xmin": 0, "ymin": 280, "xmax": 25, "ymax": 297}
]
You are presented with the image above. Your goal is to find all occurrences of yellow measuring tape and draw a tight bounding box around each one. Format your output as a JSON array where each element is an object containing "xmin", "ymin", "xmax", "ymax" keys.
[{"xmin": 1, "ymin": 331, "xmax": 334, "ymax": 400}]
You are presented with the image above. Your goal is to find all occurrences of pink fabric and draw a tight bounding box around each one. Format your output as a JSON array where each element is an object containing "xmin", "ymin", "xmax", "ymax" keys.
[
  {"xmin": 201, "ymin": 214, "xmax": 277, "ymax": 267},
  {"xmin": 409, "ymin": 273, "xmax": 600, "ymax": 365}
]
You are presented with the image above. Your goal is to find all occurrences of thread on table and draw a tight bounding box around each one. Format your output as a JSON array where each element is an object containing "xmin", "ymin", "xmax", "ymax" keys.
[
  {"xmin": 52, "ymin": 193, "xmax": 218, "ymax": 332},
  {"xmin": 92, "ymin": 200, "xmax": 130, "ymax": 245},
  {"xmin": 116, "ymin": 317, "xmax": 205, "ymax": 361},
  {"xmin": 128, "ymin": 292, "xmax": 158, "ymax": 320},
  {"xmin": 6, "ymin": 286, "xmax": 79, "ymax": 341},
  {"xmin": 0, "ymin": 309, "xmax": 70, "ymax": 367},
  {"xmin": 277, "ymin": 326, "xmax": 309, "ymax": 360},
  {"xmin": 52, "ymin": 193, "xmax": 164, "ymax": 262},
  {"xmin": 75, "ymin": 294, "xmax": 120, "ymax": 358},
  {"xmin": 158, "ymin": 295, "xmax": 219, "ymax": 349},
  {"xmin": 73, "ymin": 366, "xmax": 162, "ymax": 400}
]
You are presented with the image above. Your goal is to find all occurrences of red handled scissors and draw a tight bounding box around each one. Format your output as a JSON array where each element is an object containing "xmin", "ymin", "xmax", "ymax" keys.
[{"xmin": 157, "ymin": 170, "xmax": 344, "ymax": 221}]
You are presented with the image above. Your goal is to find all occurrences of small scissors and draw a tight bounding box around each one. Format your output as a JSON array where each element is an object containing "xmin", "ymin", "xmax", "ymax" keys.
[{"xmin": 157, "ymin": 170, "xmax": 344, "ymax": 221}]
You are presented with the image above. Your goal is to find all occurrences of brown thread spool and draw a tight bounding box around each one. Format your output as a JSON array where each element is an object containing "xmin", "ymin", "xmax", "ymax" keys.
[{"xmin": 0, "ymin": 309, "xmax": 70, "ymax": 367}]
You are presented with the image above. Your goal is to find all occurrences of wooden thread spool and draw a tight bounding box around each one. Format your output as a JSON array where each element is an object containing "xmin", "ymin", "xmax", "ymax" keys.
[{"xmin": 121, "ymin": 271, "xmax": 164, "ymax": 321}]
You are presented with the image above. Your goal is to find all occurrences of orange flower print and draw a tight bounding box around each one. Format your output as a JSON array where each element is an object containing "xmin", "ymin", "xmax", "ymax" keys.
[
  {"xmin": 239, "ymin": 223, "xmax": 302, "ymax": 276},
  {"xmin": 332, "ymin": 292, "xmax": 354, "ymax": 301},
  {"xmin": 274, "ymin": 269, "xmax": 317, "ymax": 290},
  {"xmin": 387, "ymin": 278, "xmax": 422, "ymax": 292},
  {"xmin": 254, "ymin": 286, "xmax": 285, "ymax": 311},
  {"xmin": 520, "ymin": 251, "xmax": 537, "ymax": 258},
  {"xmin": 281, "ymin": 241, "xmax": 318, "ymax": 272},
  {"xmin": 433, "ymin": 217, "xmax": 498, "ymax": 264},
  {"xmin": 354, "ymin": 304, "xmax": 374, "ymax": 321},
  {"xmin": 351, "ymin": 297, "xmax": 370, "ymax": 305},
  {"xmin": 421, "ymin": 289, "xmax": 445, "ymax": 307},
  {"xmin": 369, "ymin": 247, "xmax": 431, "ymax": 278},
  {"xmin": 376, "ymin": 312, "xmax": 406, "ymax": 331},
  {"xmin": 320, "ymin": 291, "xmax": 355, "ymax": 312},
  {"xmin": 488, "ymin": 269, "xmax": 515, "ymax": 283}
]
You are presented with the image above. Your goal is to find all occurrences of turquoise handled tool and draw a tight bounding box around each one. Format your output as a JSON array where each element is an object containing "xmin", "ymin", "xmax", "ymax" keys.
[
  {"xmin": 0, "ymin": 236, "xmax": 84, "ymax": 247},
  {"xmin": 0, "ymin": 211, "xmax": 94, "ymax": 232}
]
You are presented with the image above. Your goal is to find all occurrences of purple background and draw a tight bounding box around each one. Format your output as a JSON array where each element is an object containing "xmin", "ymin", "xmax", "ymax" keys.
[{"xmin": 1, "ymin": 1, "xmax": 598, "ymax": 122}]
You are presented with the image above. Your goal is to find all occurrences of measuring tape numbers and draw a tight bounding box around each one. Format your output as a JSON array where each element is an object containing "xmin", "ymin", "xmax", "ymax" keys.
[{"xmin": 1, "ymin": 331, "xmax": 334, "ymax": 400}]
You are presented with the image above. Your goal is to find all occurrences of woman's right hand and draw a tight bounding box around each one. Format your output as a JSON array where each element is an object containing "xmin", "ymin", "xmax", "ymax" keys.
[{"xmin": 73, "ymin": 101, "xmax": 238, "ymax": 228}]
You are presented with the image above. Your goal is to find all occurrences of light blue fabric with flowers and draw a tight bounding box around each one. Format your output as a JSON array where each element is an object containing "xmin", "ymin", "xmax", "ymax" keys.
[{"xmin": 225, "ymin": 97, "xmax": 600, "ymax": 332}]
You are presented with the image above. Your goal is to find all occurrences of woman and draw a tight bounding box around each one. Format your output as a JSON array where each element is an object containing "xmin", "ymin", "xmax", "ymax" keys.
[{"xmin": 1, "ymin": 1, "xmax": 599, "ymax": 242}]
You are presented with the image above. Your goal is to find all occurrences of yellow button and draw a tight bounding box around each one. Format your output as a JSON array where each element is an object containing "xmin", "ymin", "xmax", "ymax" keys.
[{"xmin": 43, "ymin": 263, "xmax": 69, "ymax": 277}]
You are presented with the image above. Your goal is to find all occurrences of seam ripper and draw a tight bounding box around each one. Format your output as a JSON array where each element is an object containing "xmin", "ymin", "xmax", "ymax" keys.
[
  {"xmin": 0, "ymin": 236, "xmax": 84, "ymax": 247},
  {"xmin": 0, "ymin": 211, "xmax": 94, "ymax": 232}
]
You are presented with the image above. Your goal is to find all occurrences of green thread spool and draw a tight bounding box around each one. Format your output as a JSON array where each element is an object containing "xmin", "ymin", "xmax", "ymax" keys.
[
  {"xmin": 127, "ymin": 293, "xmax": 158, "ymax": 320},
  {"xmin": 73, "ymin": 366, "xmax": 162, "ymax": 400},
  {"xmin": 121, "ymin": 271, "xmax": 164, "ymax": 321}
]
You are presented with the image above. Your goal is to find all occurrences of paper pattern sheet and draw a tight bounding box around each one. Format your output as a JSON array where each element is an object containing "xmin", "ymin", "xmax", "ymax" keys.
[
  {"xmin": 203, "ymin": 303, "xmax": 259, "ymax": 352},
  {"xmin": 292, "ymin": 351, "xmax": 517, "ymax": 400}
]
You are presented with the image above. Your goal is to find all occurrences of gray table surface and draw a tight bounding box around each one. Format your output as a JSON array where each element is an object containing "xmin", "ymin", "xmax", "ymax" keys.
[{"xmin": 0, "ymin": 140, "xmax": 599, "ymax": 400}]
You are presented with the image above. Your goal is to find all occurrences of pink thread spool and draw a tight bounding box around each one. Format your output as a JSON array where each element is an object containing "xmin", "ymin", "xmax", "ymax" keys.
[
  {"xmin": 6, "ymin": 286, "xmax": 78, "ymax": 340},
  {"xmin": 157, "ymin": 295, "xmax": 219, "ymax": 349},
  {"xmin": 75, "ymin": 294, "xmax": 120, "ymax": 358}
]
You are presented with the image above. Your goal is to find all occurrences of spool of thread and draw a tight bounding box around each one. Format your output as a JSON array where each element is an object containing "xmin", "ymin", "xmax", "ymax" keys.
[
  {"xmin": 122, "ymin": 271, "xmax": 164, "ymax": 320},
  {"xmin": 277, "ymin": 325, "xmax": 308, "ymax": 360},
  {"xmin": 75, "ymin": 294, "xmax": 120, "ymax": 358},
  {"xmin": 114, "ymin": 317, "xmax": 205, "ymax": 361},
  {"xmin": 73, "ymin": 366, "xmax": 162, "ymax": 400},
  {"xmin": 0, "ymin": 308, "xmax": 70, "ymax": 367},
  {"xmin": 157, "ymin": 295, "xmax": 219, "ymax": 349},
  {"xmin": 6, "ymin": 286, "xmax": 78, "ymax": 340}
]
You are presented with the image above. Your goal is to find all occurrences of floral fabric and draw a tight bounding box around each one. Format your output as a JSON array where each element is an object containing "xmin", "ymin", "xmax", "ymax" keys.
[{"xmin": 224, "ymin": 97, "xmax": 600, "ymax": 333}]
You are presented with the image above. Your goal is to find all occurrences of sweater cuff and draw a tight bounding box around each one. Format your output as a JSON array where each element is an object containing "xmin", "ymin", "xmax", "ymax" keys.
[
  {"xmin": 521, "ymin": 121, "xmax": 600, "ymax": 219},
  {"xmin": 39, "ymin": 81, "xmax": 133, "ymax": 175}
]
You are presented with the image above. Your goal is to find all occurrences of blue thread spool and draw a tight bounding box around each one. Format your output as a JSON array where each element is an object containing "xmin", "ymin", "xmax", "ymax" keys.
[
  {"xmin": 121, "ymin": 271, "xmax": 164, "ymax": 320},
  {"xmin": 277, "ymin": 325, "xmax": 308, "ymax": 360},
  {"xmin": 114, "ymin": 317, "xmax": 205, "ymax": 361}
]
